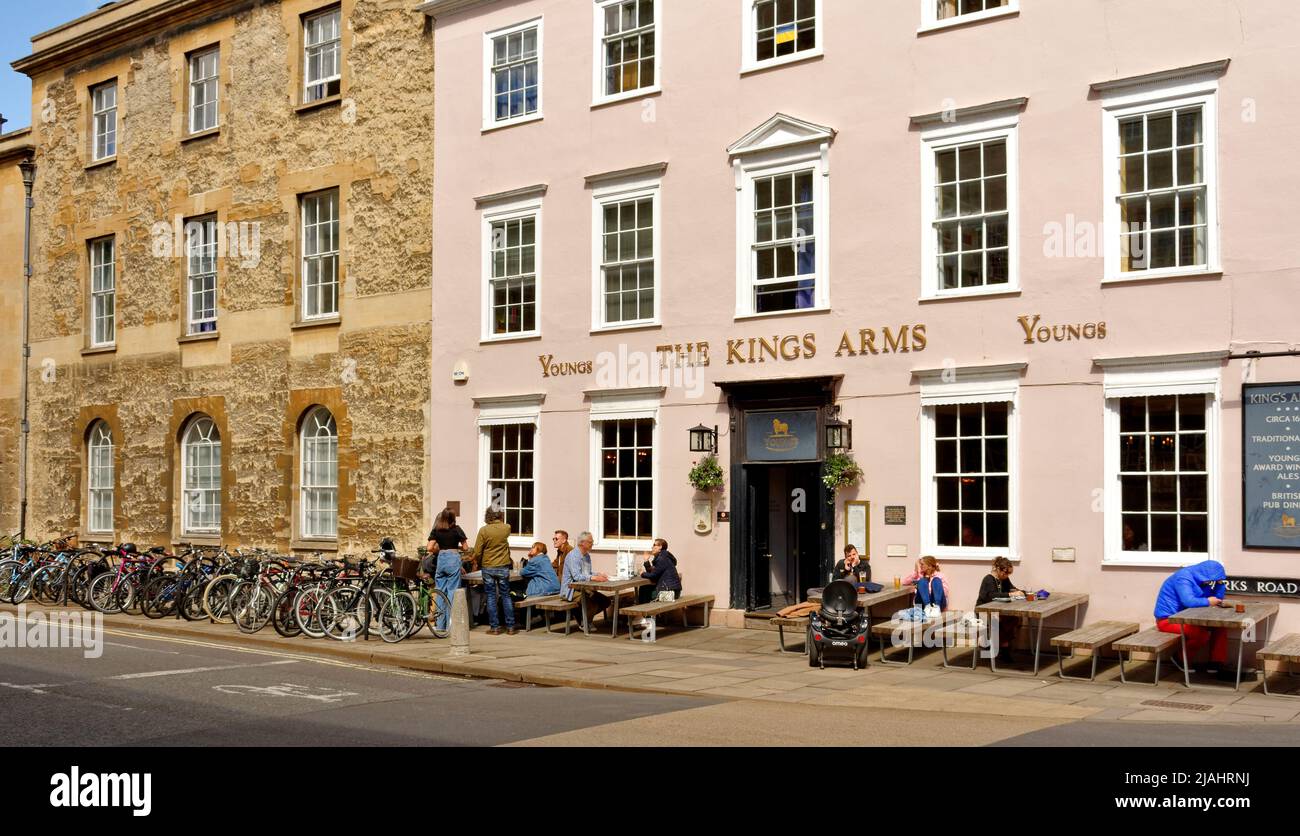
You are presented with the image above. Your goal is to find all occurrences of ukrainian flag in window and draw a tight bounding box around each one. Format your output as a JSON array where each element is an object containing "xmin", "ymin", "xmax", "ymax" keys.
[{"xmin": 775, "ymin": 23, "xmax": 797, "ymax": 46}]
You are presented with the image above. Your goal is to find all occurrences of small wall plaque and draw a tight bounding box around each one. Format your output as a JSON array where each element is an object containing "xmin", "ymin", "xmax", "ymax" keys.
[
  {"xmin": 884, "ymin": 506, "xmax": 907, "ymax": 525},
  {"xmin": 1052, "ymin": 547, "xmax": 1076, "ymax": 563},
  {"xmin": 886, "ymin": 544, "xmax": 908, "ymax": 558},
  {"xmin": 716, "ymin": 510, "xmax": 731, "ymax": 523}
]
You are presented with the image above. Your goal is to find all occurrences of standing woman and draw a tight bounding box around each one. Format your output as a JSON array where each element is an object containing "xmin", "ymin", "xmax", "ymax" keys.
[{"xmin": 427, "ymin": 508, "xmax": 468, "ymax": 633}]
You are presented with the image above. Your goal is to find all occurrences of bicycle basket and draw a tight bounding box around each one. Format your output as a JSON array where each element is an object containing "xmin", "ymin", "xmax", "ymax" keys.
[
  {"xmin": 390, "ymin": 556, "xmax": 420, "ymax": 582},
  {"xmin": 238, "ymin": 558, "xmax": 260, "ymax": 581}
]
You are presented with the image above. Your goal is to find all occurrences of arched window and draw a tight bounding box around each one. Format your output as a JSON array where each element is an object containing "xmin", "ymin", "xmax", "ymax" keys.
[
  {"xmin": 86, "ymin": 421, "xmax": 114, "ymax": 533},
  {"xmin": 182, "ymin": 415, "xmax": 221, "ymax": 534},
  {"xmin": 300, "ymin": 407, "xmax": 338, "ymax": 539}
]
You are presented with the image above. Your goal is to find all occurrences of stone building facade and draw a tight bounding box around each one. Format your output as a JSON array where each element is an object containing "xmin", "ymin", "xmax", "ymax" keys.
[
  {"xmin": 11, "ymin": 0, "xmax": 434, "ymax": 553},
  {"xmin": 0, "ymin": 128, "xmax": 35, "ymax": 536}
]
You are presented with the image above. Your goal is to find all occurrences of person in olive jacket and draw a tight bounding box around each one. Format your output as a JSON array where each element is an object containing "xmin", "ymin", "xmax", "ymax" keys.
[{"xmin": 471, "ymin": 508, "xmax": 515, "ymax": 635}]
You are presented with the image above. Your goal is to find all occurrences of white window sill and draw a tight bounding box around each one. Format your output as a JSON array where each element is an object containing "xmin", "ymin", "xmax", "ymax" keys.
[
  {"xmin": 592, "ymin": 86, "xmax": 661, "ymax": 109},
  {"xmin": 1102, "ymin": 554, "xmax": 1210, "ymax": 569},
  {"xmin": 740, "ymin": 49, "xmax": 823, "ymax": 76},
  {"xmin": 507, "ymin": 536, "xmax": 536, "ymax": 549},
  {"xmin": 1102, "ymin": 268, "xmax": 1222, "ymax": 286},
  {"xmin": 734, "ymin": 305, "xmax": 830, "ymax": 322},
  {"xmin": 480, "ymin": 331, "xmax": 542, "ymax": 345},
  {"xmin": 591, "ymin": 320, "xmax": 660, "ymax": 334},
  {"xmin": 920, "ymin": 286, "xmax": 1020, "ymax": 303},
  {"xmin": 926, "ymin": 549, "xmax": 1020, "ymax": 564},
  {"xmin": 482, "ymin": 113, "xmax": 544, "ymax": 134},
  {"xmin": 917, "ymin": 7, "xmax": 1019, "ymax": 35},
  {"xmin": 592, "ymin": 541, "xmax": 653, "ymax": 555}
]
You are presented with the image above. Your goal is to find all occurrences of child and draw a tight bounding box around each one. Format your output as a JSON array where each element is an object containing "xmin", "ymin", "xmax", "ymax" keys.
[
  {"xmin": 908, "ymin": 556, "xmax": 948, "ymax": 612},
  {"xmin": 903, "ymin": 555, "xmax": 950, "ymax": 609}
]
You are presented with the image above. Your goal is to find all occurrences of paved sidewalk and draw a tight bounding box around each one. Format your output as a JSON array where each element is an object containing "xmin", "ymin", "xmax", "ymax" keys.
[{"xmin": 29, "ymin": 605, "xmax": 1300, "ymax": 724}]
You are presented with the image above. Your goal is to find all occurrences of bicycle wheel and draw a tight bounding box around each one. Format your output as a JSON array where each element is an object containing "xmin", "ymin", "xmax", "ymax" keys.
[
  {"xmin": 320, "ymin": 586, "xmax": 366, "ymax": 641},
  {"xmin": 203, "ymin": 575, "xmax": 239, "ymax": 624},
  {"xmin": 271, "ymin": 587, "xmax": 303, "ymax": 638},
  {"xmin": 0, "ymin": 560, "xmax": 20, "ymax": 604},
  {"xmin": 31, "ymin": 565, "xmax": 67, "ymax": 605},
  {"xmin": 294, "ymin": 586, "xmax": 329, "ymax": 638},
  {"xmin": 233, "ymin": 582, "xmax": 274, "ymax": 634},
  {"xmin": 374, "ymin": 588, "xmax": 417, "ymax": 644},
  {"xmin": 180, "ymin": 581, "xmax": 208, "ymax": 621},
  {"xmin": 420, "ymin": 587, "xmax": 453, "ymax": 639},
  {"xmin": 141, "ymin": 573, "xmax": 180, "ymax": 619},
  {"xmin": 88, "ymin": 572, "xmax": 126, "ymax": 614}
]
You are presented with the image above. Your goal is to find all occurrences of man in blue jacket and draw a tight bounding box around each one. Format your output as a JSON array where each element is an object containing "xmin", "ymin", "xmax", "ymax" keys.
[{"xmin": 1154, "ymin": 560, "xmax": 1232, "ymax": 679}]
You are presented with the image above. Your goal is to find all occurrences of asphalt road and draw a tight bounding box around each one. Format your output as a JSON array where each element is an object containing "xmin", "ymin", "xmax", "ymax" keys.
[{"xmin": 3, "ymin": 622, "xmax": 1297, "ymax": 747}]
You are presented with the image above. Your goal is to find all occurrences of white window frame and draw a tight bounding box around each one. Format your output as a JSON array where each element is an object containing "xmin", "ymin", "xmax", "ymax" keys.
[
  {"xmin": 919, "ymin": 113, "xmax": 1019, "ymax": 299},
  {"xmin": 186, "ymin": 216, "xmax": 218, "ymax": 335},
  {"xmin": 919, "ymin": 0, "xmax": 1018, "ymax": 34},
  {"xmin": 588, "ymin": 389, "xmax": 660, "ymax": 551},
  {"xmin": 181, "ymin": 415, "xmax": 221, "ymax": 536},
  {"xmin": 300, "ymin": 406, "xmax": 338, "ymax": 541},
  {"xmin": 86, "ymin": 421, "xmax": 114, "ymax": 535},
  {"xmin": 303, "ymin": 6, "xmax": 342, "ymax": 104},
  {"xmin": 741, "ymin": 0, "xmax": 823, "ymax": 74},
  {"xmin": 481, "ymin": 196, "xmax": 542, "ymax": 342},
  {"xmin": 91, "ymin": 81, "xmax": 117, "ymax": 161},
  {"xmin": 89, "ymin": 237, "xmax": 116, "ymax": 347},
  {"xmin": 733, "ymin": 145, "xmax": 830, "ymax": 319},
  {"xmin": 918, "ymin": 368, "xmax": 1020, "ymax": 562},
  {"xmin": 592, "ymin": 0, "xmax": 662, "ymax": 106},
  {"xmin": 300, "ymin": 189, "xmax": 340, "ymax": 321},
  {"xmin": 188, "ymin": 46, "xmax": 220, "ymax": 134},
  {"xmin": 1102, "ymin": 360, "xmax": 1221, "ymax": 567},
  {"xmin": 1101, "ymin": 78, "xmax": 1220, "ymax": 284},
  {"xmin": 591, "ymin": 174, "xmax": 661, "ymax": 331},
  {"xmin": 483, "ymin": 18, "xmax": 543, "ymax": 132},
  {"xmin": 477, "ymin": 398, "xmax": 543, "ymax": 549}
]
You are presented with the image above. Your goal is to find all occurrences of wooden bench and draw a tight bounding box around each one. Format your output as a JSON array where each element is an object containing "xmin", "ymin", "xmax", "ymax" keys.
[
  {"xmin": 513, "ymin": 594, "xmax": 563, "ymax": 632},
  {"xmin": 532, "ymin": 597, "xmax": 584, "ymax": 635},
  {"xmin": 622, "ymin": 594, "xmax": 715, "ymax": 642},
  {"xmin": 1258, "ymin": 633, "xmax": 1300, "ymax": 698},
  {"xmin": 770, "ymin": 616, "xmax": 809, "ymax": 655},
  {"xmin": 1050, "ymin": 620, "xmax": 1138, "ymax": 682},
  {"xmin": 1113, "ymin": 627, "xmax": 1181, "ymax": 686},
  {"xmin": 871, "ymin": 611, "xmax": 962, "ymax": 666}
]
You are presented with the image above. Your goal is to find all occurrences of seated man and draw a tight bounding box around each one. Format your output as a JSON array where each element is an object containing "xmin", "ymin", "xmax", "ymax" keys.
[
  {"xmin": 560, "ymin": 531, "xmax": 610, "ymax": 623},
  {"xmin": 832, "ymin": 544, "xmax": 870, "ymax": 583},
  {"xmin": 639, "ymin": 538, "xmax": 682, "ymax": 604},
  {"xmin": 1154, "ymin": 560, "xmax": 1234, "ymax": 680},
  {"xmin": 520, "ymin": 541, "xmax": 560, "ymax": 597}
]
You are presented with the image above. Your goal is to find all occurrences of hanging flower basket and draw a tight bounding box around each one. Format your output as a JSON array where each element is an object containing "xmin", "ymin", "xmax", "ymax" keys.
[
  {"xmin": 822, "ymin": 452, "xmax": 863, "ymax": 493},
  {"xmin": 688, "ymin": 455, "xmax": 725, "ymax": 492}
]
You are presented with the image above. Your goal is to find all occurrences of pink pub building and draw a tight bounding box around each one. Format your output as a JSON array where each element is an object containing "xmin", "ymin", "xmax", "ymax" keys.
[{"xmin": 420, "ymin": 0, "xmax": 1300, "ymax": 639}]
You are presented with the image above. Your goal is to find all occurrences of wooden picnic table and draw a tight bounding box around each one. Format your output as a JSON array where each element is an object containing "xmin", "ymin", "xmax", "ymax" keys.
[
  {"xmin": 462, "ymin": 569, "xmax": 523, "ymax": 585},
  {"xmin": 569, "ymin": 577, "xmax": 652, "ymax": 638},
  {"xmin": 1166, "ymin": 602, "xmax": 1280, "ymax": 691},
  {"xmin": 975, "ymin": 592, "xmax": 1089, "ymax": 676}
]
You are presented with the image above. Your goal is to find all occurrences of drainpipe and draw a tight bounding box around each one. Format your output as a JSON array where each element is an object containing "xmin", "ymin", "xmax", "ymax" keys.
[{"xmin": 18, "ymin": 155, "xmax": 35, "ymax": 541}]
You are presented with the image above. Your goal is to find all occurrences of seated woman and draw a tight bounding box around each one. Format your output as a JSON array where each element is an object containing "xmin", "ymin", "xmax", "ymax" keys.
[
  {"xmin": 909, "ymin": 556, "xmax": 948, "ymax": 613},
  {"xmin": 639, "ymin": 538, "xmax": 682, "ymax": 603},
  {"xmin": 976, "ymin": 556, "xmax": 1022, "ymax": 657},
  {"xmin": 519, "ymin": 541, "xmax": 560, "ymax": 598}
]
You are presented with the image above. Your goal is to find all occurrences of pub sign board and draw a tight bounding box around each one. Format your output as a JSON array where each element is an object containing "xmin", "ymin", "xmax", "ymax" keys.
[
  {"xmin": 744, "ymin": 409, "xmax": 819, "ymax": 462},
  {"xmin": 1242, "ymin": 383, "xmax": 1300, "ymax": 549},
  {"xmin": 1225, "ymin": 577, "xmax": 1300, "ymax": 599}
]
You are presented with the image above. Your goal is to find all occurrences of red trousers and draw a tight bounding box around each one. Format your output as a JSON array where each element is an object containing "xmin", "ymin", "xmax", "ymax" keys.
[{"xmin": 1157, "ymin": 617, "xmax": 1228, "ymax": 665}]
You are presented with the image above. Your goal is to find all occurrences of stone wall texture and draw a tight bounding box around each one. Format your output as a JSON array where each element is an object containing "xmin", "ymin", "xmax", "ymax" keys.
[{"xmin": 19, "ymin": 0, "xmax": 433, "ymax": 553}]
